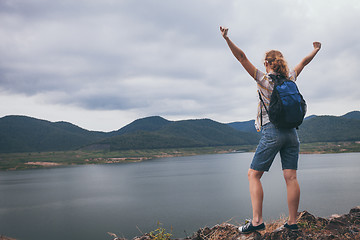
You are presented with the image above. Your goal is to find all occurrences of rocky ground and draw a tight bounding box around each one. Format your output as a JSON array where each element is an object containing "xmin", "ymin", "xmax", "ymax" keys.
[
  {"xmin": 2, "ymin": 206, "xmax": 359, "ymax": 240},
  {"xmin": 128, "ymin": 206, "xmax": 360, "ymax": 240},
  {"xmin": 0, "ymin": 236, "xmax": 16, "ymax": 240}
]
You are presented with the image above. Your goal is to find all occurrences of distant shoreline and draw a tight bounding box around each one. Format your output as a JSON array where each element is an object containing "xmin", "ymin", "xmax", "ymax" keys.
[{"xmin": 0, "ymin": 141, "xmax": 359, "ymax": 171}]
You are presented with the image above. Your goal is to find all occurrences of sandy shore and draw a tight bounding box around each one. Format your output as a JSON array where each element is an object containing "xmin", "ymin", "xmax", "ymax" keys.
[{"xmin": 24, "ymin": 162, "xmax": 63, "ymax": 167}]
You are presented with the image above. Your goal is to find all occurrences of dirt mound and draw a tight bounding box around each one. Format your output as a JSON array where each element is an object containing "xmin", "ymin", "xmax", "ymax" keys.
[{"xmin": 191, "ymin": 206, "xmax": 360, "ymax": 240}]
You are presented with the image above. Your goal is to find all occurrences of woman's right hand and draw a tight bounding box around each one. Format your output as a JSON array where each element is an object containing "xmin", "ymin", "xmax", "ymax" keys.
[{"xmin": 220, "ymin": 26, "xmax": 229, "ymax": 39}]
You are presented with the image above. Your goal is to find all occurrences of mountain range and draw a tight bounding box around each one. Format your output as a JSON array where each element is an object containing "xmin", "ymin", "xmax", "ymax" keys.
[{"xmin": 0, "ymin": 111, "xmax": 359, "ymax": 153}]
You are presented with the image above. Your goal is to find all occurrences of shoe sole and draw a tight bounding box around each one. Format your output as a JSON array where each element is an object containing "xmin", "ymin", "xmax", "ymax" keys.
[{"xmin": 238, "ymin": 226, "xmax": 265, "ymax": 234}]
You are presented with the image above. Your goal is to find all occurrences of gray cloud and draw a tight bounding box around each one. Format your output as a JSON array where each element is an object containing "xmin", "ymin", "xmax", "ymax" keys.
[{"xmin": 0, "ymin": 0, "xmax": 359, "ymax": 131}]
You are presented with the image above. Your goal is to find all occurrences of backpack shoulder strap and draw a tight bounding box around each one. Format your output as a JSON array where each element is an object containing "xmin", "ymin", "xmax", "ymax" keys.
[
  {"xmin": 269, "ymin": 73, "xmax": 286, "ymax": 86},
  {"xmin": 258, "ymin": 90, "xmax": 269, "ymax": 127},
  {"xmin": 258, "ymin": 90, "xmax": 269, "ymax": 114}
]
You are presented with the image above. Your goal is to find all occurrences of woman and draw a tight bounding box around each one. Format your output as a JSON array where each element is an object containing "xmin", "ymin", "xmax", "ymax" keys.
[{"xmin": 220, "ymin": 26, "xmax": 321, "ymax": 233}]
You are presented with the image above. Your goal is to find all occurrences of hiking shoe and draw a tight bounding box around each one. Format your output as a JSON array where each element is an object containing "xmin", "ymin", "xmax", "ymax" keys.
[
  {"xmin": 284, "ymin": 223, "xmax": 299, "ymax": 231},
  {"xmin": 274, "ymin": 222, "xmax": 299, "ymax": 232},
  {"xmin": 238, "ymin": 219, "xmax": 265, "ymax": 234}
]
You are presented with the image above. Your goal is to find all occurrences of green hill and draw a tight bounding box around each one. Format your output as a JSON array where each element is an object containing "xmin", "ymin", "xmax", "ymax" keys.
[
  {"xmin": 297, "ymin": 115, "xmax": 360, "ymax": 142},
  {"xmin": 1, "ymin": 111, "xmax": 359, "ymax": 153},
  {"xmin": 227, "ymin": 111, "xmax": 360, "ymax": 143},
  {"xmin": 227, "ymin": 120, "xmax": 258, "ymax": 133},
  {"xmin": 342, "ymin": 111, "xmax": 360, "ymax": 120},
  {"xmin": 0, "ymin": 115, "xmax": 108, "ymax": 153},
  {"xmin": 110, "ymin": 116, "xmax": 171, "ymax": 136},
  {"xmin": 98, "ymin": 118, "xmax": 260, "ymax": 150}
]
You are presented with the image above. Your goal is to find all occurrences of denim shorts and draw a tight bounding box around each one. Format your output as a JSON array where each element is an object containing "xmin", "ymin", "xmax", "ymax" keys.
[{"xmin": 250, "ymin": 122, "xmax": 300, "ymax": 172}]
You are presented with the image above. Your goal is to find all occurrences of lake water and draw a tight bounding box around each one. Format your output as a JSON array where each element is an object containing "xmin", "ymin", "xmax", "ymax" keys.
[{"xmin": 0, "ymin": 152, "xmax": 359, "ymax": 239}]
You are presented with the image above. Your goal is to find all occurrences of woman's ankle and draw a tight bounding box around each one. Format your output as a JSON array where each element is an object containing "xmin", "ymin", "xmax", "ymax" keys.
[
  {"xmin": 252, "ymin": 218, "xmax": 263, "ymax": 226},
  {"xmin": 287, "ymin": 219, "xmax": 297, "ymax": 225}
]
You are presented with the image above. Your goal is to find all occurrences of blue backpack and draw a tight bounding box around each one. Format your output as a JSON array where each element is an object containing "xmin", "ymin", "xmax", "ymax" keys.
[{"xmin": 259, "ymin": 74, "xmax": 307, "ymax": 129}]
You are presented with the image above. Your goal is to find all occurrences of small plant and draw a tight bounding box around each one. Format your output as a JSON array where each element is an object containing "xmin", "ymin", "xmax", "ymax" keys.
[
  {"xmin": 298, "ymin": 221, "xmax": 308, "ymax": 228},
  {"xmin": 298, "ymin": 221, "xmax": 320, "ymax": 230},
  {"xmin": 149, "ymin": 222, "xmax": 172, "ymax": 240}
]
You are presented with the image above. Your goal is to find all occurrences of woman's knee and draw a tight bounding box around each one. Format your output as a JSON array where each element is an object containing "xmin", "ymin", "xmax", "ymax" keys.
[
  {"xmin": 248, "ymin": 169, "xmax": 264, "ymax": 180},
  {"xmin": 283, "ymin": 169, "xmax": 297, "ymax": 182}
]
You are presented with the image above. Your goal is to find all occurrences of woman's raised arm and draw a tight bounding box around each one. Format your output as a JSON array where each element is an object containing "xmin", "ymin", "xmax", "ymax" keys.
[
  {"xmin": 220, "ymin": 26, "xmax": 256, "ymax": 79},
  {"xmin": 294, "ymin": 42, "xmax": 322, "ymax": 77}
]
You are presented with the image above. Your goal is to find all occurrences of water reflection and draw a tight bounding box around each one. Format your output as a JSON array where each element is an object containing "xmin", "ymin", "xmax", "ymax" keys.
[{"xmin": 0, "ymin": 152, "xmax": 359, "ymax": 239}]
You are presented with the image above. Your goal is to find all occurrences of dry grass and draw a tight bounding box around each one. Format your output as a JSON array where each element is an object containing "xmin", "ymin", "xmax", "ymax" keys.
[
  {"xmin": 194, "ymin": 215, "xmax": 290, "ymax": 239},
  {"xmin": 262, "ymin": 214, "xmax": 288, "ymax": 233}
]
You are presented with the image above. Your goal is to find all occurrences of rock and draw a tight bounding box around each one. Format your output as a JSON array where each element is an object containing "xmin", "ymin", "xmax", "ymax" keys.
[
  {"xmin": 132, "ymin": 236, "xmax": 151, "ymax": 240},
  {"xmin": 0, "ymin": 236, "xmax": 16, "ymax": 240},
  {"xmin": 350, "ymin": 206, "xmax": 360, "ymax": 214},
  {"xmin": 105, "ymin": 206, "xmax": 360, "ymax": 240},
  {"xmin": 4, "ymin": 206, "xmax": 360, "ymax": 240},
  {"xmin": 236, "ymin": 232, "xmax": 261, "ymax": 240},
  {"xmin": 297, "ymin": 210, "xmax": 317, "ymax": 225},
  {"xmin": 263, "ymin": 228, "xmax": 306, "ymax": 240},
  {"xmin": 326, "ymin": 218, "xmax": 347, "ymax": 231},
  {"xmin": 190, "ymin": 223, "xmax": 261, "ymax": 240}
]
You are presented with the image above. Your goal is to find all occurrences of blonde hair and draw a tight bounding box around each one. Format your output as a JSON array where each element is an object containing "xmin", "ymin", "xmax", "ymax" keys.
[{"xmin": 265, "ymin": 50, "xmax": 289, "ymax": 77}]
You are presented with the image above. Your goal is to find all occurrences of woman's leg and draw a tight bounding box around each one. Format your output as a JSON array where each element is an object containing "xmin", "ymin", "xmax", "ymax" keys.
[
  {"xmin": 248, "ymin": 169, "xmax": 265, "ymax": 225},
  {"xmin": 283, "ymin": 169, "xmax": 300, "ymax": 225}
]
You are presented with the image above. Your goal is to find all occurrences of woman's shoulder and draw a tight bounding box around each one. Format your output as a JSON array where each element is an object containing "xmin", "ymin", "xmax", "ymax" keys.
[
  {"xmin": 255, "ymin": 69, "xmax": 273, "ymax": 90},
  {"xmin": 255, "ymin": 68, "xmax": 296, "ymax": 81},
  {"xmin": 255, "ymin": 69, "xmax": 267, "ymax": 81}
]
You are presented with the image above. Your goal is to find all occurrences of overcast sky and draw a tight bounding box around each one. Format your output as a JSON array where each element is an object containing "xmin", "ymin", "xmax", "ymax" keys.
[{"xmin": 1, "ymin": 0, "xmax": 359, "ymax": 131}]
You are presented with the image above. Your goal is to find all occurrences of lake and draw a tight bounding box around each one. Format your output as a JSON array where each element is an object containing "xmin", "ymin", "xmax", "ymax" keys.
[{"xmin": 0, "ymin": 152, "xmax": 359, "ymax": 239}]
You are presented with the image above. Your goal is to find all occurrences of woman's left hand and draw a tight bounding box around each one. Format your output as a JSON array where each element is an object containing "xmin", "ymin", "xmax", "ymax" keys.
[
  {"xmin": 313, "ymin": 42, "xmax": 321, "ymax": 50},
  {"xmin": 220, "ymin": 26, "xmax": 229, "ymax": 39}
]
